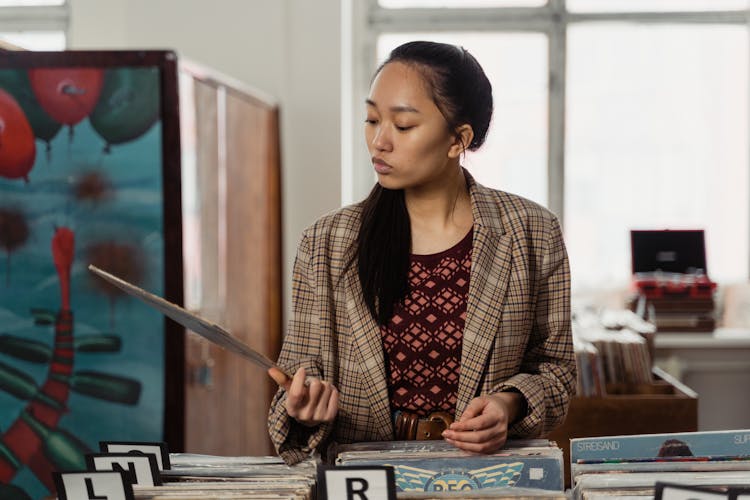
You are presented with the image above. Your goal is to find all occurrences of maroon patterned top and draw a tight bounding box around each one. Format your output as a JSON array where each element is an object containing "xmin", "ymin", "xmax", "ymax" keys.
[{"xmin": 381, "ymin": 230, "xmax": 473, "ymax": 416}]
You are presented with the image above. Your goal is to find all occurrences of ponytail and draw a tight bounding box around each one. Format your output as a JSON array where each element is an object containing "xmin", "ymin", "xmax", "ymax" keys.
[{"xmin": 357, "ymin": 185, "xmax": 410, "ymax": 325}]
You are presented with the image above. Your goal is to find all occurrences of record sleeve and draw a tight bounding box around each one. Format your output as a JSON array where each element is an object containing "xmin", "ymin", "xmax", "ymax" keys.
[
  {"xmin": 335, "ymin": 440, "xmax": 564, "ymax": 493},
  {"xmin": 571, "ymin": 430, "xmax": 750, "ymax": 463}
]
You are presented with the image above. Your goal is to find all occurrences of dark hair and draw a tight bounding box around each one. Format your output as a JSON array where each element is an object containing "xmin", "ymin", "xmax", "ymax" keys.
[{"xmin": 358, "ymin": 41, "xmax": 493, "ymax": 325}]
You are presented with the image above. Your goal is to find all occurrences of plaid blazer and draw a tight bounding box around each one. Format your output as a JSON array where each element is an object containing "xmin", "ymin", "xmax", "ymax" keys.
[{"xmin": 268, "ymin": 172, "xmax": 576, "ymax": 465}]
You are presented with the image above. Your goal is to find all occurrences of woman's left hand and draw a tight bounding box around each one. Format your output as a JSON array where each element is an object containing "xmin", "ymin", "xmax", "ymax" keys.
[{"xmin": 442, "ymin": 392, "xmax": 525, "ymax": 453}]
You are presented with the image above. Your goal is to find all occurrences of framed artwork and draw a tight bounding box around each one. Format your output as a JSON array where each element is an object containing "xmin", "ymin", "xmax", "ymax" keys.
[{"xmin": 0, "ymin": 51, "xmax": 183, "ymax": 499}]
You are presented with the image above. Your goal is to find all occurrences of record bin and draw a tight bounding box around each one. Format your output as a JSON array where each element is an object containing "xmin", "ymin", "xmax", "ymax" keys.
[{"xmin": 547, "ymin": 367, "xmax": 697, "ymax": 488}]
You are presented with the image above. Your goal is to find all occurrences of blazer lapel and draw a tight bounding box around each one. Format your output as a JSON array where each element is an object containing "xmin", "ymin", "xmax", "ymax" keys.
[
  {"xmin": 344, "ymin": 265, "xmax": 394, "ymax": 440},
  {"xmin": 455, "ymin": 178, "xmax": 513, "ymax": 417}
]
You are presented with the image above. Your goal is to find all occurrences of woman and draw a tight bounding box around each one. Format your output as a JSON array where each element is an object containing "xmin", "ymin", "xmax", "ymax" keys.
[{"xmin": 268, "ymin": 41, "xmax": 576, "ymax": 465}]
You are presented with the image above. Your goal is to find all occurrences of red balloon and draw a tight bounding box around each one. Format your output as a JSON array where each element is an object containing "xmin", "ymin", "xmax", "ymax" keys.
[
  {"xmin": 28, "ymin": 68, "xmax": 104, "ymax": 126},
  {"xmin": 0, "ymin": 89, "xmax": 36, "ymax": 182}
]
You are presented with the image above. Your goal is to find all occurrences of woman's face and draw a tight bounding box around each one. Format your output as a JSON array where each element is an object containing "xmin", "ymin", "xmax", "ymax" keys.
[{"xmin": 365, "ymin": 61, "xmax": 460, "ymax": 191}]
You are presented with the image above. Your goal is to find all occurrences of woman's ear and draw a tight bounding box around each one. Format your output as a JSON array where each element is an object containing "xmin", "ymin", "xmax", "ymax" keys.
[{"xmin": 448, "ymin": 124, "xmax": 474, "ymax": 159}]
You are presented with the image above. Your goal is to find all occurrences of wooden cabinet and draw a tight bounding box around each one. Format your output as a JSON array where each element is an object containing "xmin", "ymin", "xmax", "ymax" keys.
[{"xmin": 178, "ymin": 61, "xmax": 282, "ymax": 456}]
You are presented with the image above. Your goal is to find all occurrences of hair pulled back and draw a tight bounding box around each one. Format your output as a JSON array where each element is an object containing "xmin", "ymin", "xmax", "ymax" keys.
[
  {"xmin": 383, "ymin": 41, "xmax": 493, "ymax": 150},
  {"xmin": 358, "ymin": 41, "xmax": 493, "ymax": 325}
]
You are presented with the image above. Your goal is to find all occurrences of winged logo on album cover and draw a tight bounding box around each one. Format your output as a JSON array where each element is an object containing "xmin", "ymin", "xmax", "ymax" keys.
[{"xmin": 387, "ymin": 461, "xmax": 525, "ymax": 492}]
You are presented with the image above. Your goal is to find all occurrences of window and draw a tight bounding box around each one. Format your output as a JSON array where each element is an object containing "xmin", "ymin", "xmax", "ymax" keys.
[
  {"xmin": 0, "ymin": 31, "xmax": 65, "ymax": 50},
  {"xmin": 0, "ymin": 0, "xmax": 64, "ymax": 5},
  {"xmin": 567, "ymin": 0, "xmax": 749, "ymax": 13},
  {"xmin": 359, "ymin": 0, "xmax": 750, "ymax": 293},
  {"xmin": 377, "ymin": 32, "xmax": 548, "ymax": 205},
  {"xmin": 0, "ymin": 0, "xmax": 67, "ymax": 50},
  {"xmin": 566, "ymin": 23, "xmax": 748, "ymax": 290},
  {"xmin": 379, "ymin": 0, "xmax": 547, "ymax": 7}
]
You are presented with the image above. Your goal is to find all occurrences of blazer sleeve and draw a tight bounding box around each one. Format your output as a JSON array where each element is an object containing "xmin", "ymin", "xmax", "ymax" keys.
[
  {"xmin": 267, "ymin": 233, "xmax": 334, "ymax": 465},
  {"xmin": 491, "ymin": 215, "xmax": 577, "ymax": 437}
]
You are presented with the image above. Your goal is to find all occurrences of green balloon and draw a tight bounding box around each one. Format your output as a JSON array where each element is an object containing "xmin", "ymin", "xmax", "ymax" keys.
[
  {"xmin": 0, "ymin": 69, "xmax": 62, "ymax": 144},
  {"xmin": 89, "ymin": 68, "xmax": 160, "ymax": 149},
  {"xmin": 0, "ymin": 483, "xmax": 32, "ymax": 500}
]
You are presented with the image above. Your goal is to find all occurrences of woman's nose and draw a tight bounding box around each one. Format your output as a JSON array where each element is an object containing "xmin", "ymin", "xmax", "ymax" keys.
[{"xmin": 371, "ymin": 126, "xmax": 392, "ymax": 152}]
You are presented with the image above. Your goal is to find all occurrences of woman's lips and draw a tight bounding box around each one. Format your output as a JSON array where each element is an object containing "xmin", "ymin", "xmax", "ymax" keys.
[{"xmin": 373, "ymin": 158, "xmax": 392, "ymax": 174}]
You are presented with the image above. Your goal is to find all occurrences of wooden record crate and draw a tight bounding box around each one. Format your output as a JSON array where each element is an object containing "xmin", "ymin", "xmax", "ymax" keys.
[{"xmin": 546, "ymin": 367, "xmax": 698, "ymax": 488}]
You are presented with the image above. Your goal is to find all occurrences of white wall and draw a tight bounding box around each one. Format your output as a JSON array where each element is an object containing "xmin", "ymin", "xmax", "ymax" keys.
[{"xmin": 67, "ymin": 0, "xmax": 343, "ymax": 320}]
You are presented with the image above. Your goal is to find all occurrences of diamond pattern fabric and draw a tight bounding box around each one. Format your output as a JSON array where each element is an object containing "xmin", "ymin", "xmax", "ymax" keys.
[{"xmin": 381, "ymin": 230, "xmax": 472, "ymax": 416}]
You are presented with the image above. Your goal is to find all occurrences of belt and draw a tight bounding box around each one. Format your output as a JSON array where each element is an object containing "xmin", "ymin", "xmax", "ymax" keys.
[{"xmin": 393, "ymin": 410, "xmax": 454, "ymax": 440}]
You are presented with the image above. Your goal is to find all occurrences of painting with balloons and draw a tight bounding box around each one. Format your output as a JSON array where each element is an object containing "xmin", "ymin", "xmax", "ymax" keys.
[{"xmin": 0, "ymin": 51, "xmax": 184, "ymax": 499}]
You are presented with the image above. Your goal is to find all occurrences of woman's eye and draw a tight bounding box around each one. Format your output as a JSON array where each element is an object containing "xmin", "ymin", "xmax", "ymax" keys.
[
  {"xmin": 395, "ymin": 125, "xmax": 414, "ymax": 132},
  {"xmin": 365, "ymin": 118, "xmax": 378, "ymax": 125}
]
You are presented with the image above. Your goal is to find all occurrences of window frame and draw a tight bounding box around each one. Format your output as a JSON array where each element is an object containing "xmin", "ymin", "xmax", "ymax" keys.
[
  {"xmin": 0, "ymin": 1, "xmax": 68, "ymax": 49},
  {"xmin": 348, "ymin": 0, "xmax": 749, "ymax": 278}
]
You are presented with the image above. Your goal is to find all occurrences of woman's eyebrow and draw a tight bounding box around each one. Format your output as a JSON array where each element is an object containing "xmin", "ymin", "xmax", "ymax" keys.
[{"xmin": 365, "ymin": 99, "xmax": 420, "ymax": 114}]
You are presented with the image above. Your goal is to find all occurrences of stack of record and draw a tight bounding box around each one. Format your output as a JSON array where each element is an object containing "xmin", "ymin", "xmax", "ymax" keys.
[
  {"xmin": 132, "ymin": 453, "xmax": 318, "ymax": 499},
  {"xmin": 628, "ymin": 295, "xmax": 716, "ymax": 333},
  {"xmin": 570, "ymin": 430, "xmax": 750, "ymax": 499}
]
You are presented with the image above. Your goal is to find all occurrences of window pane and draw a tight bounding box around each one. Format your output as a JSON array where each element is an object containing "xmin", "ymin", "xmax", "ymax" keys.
[
  {"xmin": 0, "ymin": 31, "xmax": 65, "ymax": 50},
  {"xmin": 568, "ymin": 0, "xmax": 748, "ymax": 12},
  {"xmin": 0, "ymin": 0, "xmax": 63, "ymax": 5},
  {"xmin": 380, "ymin": 0, "xmax": 546, "ymax": 8},
  {"xmin": 566, "ymin": 24, "xmax": 748, "ymax": 292},
  {"xmin": 377, "ymin": 33, "xmax": 548, "ymax": 206}
]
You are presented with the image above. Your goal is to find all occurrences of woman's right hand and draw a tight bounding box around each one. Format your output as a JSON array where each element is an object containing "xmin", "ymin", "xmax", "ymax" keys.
[{"xmin": 268, "ymin": 366, "xmax": 339, "ymax": 427}]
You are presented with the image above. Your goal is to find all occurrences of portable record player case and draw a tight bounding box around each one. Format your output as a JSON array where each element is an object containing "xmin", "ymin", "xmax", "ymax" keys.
[{"xmin": 629, "ymin": 230, "xmax": 717, "ymax": 332}]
